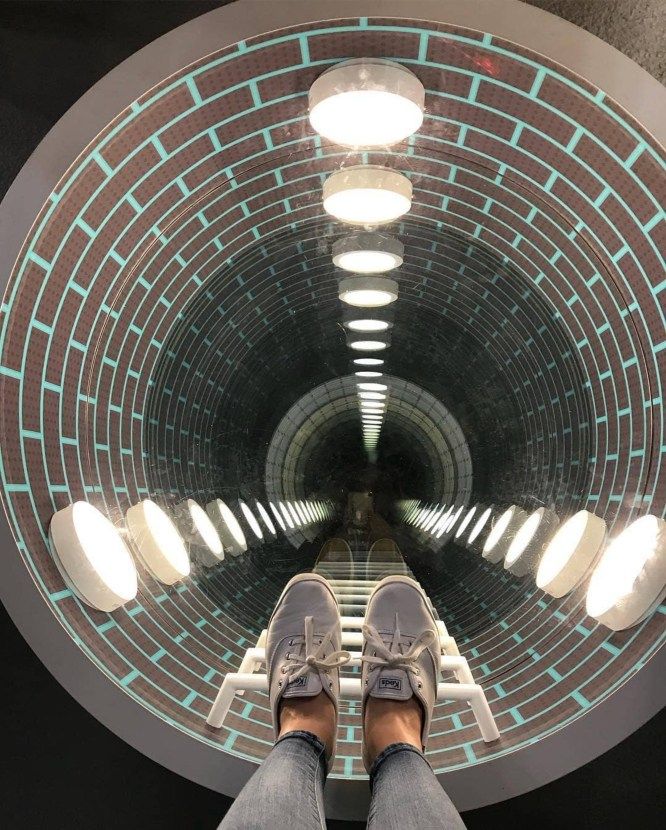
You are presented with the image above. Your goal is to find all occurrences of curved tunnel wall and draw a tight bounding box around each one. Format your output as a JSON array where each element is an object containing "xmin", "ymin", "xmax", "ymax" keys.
[
  {"xmin": 0, "ymin": 3, "xmax": 663, "ymax": 808},
  {"xmin": 265, "ymin": 374, "xmax": 473, "ymax": 545}
]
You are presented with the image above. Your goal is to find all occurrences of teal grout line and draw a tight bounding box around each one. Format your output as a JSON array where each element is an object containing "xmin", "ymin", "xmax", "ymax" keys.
[
  {"xmin": 2, "ymin": 16, "xmax": 660, "ymax": 776},
  {"xmin": 528, "ymin": 67, "xmax": 547, "ymax": 98},
  {"xmin": 120, "ymin": 668, "xmax": 140, "ymax": 687}
]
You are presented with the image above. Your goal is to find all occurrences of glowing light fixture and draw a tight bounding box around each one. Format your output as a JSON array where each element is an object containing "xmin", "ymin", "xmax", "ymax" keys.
[
  {"xmin": 482, "ymin": 505, "xmax": 528, "ymax": 563},
  {"xmin": 346, "ymin": 318, "xmax": 391, "ymax": 333},
  {"xmin": 356, "ymin": 371, "xmax": 383, "ymax": 378},
  {"xmin": 586, "ymin": 515, "xmax": 666, "ymax": 630},
  {"xmin": 332, "ymin": 232, "xmax": 404, "ymax": 273},
  {"xmin": 358, "ymin": 391, "xmax": 386, "ymax": 400},
  {"xmin": 323, "ymin": 165, "xmax": 412, "ymax": 224},
  {"xmin": 255, "ymin": 501, "xmax": 277, "ymax": 537},
  {"xmin": 239, "ymin": 500, "xmax": 263, "ymax": 541},
  {"xmin": 269, "ymin": 501, "xmax": 287, "ymax": 532},
  {"xmin": 438, "ymin": 505, "xmax": 464, "ymax": 539},
  {"xmin": 350, "ymin": 339, "xmax": 388, "ymax": 351},
  {"xmin": 287, "ymin": 502, "xmax": 302, "ymax": 527},
  {"xmin": 432, "ymin": 506, "xmax": 453, "ymax": 536},
  {"xmin": 296, "ymin": 502, "xmax": 310, "ymax": 524},
  {"xmin": 309, "ymin": 58, "xmax": 424, "ymax": 147},
  {"xmin": 126, "ymin": 500, "xmax": 190, "ymax": 584},
  {"xmin": 49, "ymin": 502, "xmax": 138, "ymax": 611},
  {"xmin": 354, "ymin": 357, "xmax": 385, "ymax": 366},
  {"xmin": 427, "ymin": 505, "xmax": 448, "ymax": 533},
  {"xmin": 357, "ymin": 383, "xmax": 388, "ymax": 392},
  {"xmin": 339, "ymin": 276, "xmax": 399, "ymax": 308},
  {"xmin": 279, "ymin": 501, "xmax": 295, "ymax": 529},
  {"xmin": 205, "ymin": 499, "xmax": 247, "ymax": 555},
  {"xmin": 468, "ymin": 506, "xmax": 493, "ymax": 547},
  {"xmin": 504, "ymin": 508, "xmax": 559, "ymax": 576},
  {"xmin": 177, "ymin": 499, "xmax": 224, "ymax": 565},
  {"xmin": 536, "ymin": 510, "xmax": 605, "ymax": 597},
  {"xmin": 456, "ymin": 505, "xmax": 478, "ymax": 539}
]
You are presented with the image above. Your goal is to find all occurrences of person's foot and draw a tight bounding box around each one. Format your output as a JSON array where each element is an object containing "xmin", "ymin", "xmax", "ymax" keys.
[
  {"xmin": 361, "ymin": 575, "xmax": 441, "ymax": 771},
  {"xmin": 266, "ymin": 573, "xmax": 350, "ymax": 765}
]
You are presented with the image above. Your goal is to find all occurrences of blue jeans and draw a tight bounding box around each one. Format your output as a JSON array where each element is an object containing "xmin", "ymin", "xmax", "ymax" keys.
[{"xmin": 219, "ymin": 731, "xmax": 467, "ymax": 829}]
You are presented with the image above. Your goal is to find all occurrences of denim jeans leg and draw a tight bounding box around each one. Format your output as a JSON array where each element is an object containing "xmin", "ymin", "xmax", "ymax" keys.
[
  {"xmin": 367, "ymin": 743, "xmax": 467, "ymax": 829},
  {"xmin": 218, "ymin": 730, "xmax": 327, "ymax": 830}
]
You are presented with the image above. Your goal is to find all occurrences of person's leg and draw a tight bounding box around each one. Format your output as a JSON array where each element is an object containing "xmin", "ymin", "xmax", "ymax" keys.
[
  {"xmin": 365, "ymin": 699, "xmax": 466, "ymax": 829},
  {"xmin": 219, "ymin": 727, "xmax": 327, "ymax": 830},
  {"xmin": 219, "ymin": 574, "xmax": 350, "ymax": 829},
  {"xmin": 361, "ymin": 576, "xmax": 467, "ymax": 829}
]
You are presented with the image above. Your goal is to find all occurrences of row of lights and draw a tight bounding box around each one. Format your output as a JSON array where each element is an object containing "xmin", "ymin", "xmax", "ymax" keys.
[
  {"xmin": 308, "ymin": 58, "xmax": 427, "ymax": 452},
  {"xmin": 401, "ymin": 501, "xmax": 666, "ymax": 632},
  {"xmin": 49, "ymin": 497, "xmax": 333, "ymax": 613}
]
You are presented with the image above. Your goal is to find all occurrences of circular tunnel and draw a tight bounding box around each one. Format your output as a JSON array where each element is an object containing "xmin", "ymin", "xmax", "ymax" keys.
[{"xmin": 0, "ymin": 0, "xmax": 664, "ymax": 818}]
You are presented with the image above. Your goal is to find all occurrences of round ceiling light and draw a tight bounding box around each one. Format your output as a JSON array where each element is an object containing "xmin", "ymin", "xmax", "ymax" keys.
[
  {"xmin": 49, "ymin": 502, "xmax": 138, "ymax": 612},
  {"xmin": 456, "ymin": 505, "xmax": 478, "ymax": 539},
  {"xmin": 292, "ymin": 502, "xmax": 307, "ymax": 525},
  {"xmin": 239, "ymin": 500, "xmax": 263, "ymax": 540},
  {"xmin": 286, "ymin": 502, "xmax": 302, "ymax": 527},
  {"xmin": 176, "ymin": 499, "xmax": 224, "ymax": 566},
  {"xmin": 355, "ymin": 371, "xmax": 383, "ymax": 378},
  {"xmin": 205, "ymin": 499, "xmax": 247, "ymax": 556},
  {"xmin": 340, "ymin": 276, "xmax": 398, "ymax": 308},
  {"xmin": 504, "ymin": 507, "xmax": 560, "ymax": 576},
  {"xmin": 279, "ymin": 501, "xmax": 295, "ymax": 529},
  {"xmin": 432, "ymin": 505, "xmax": 454, "ymax": 536},
  {"xmin": 346, "ymin": 318, "xmax": 390, "ymax": 332},
  {"xmin": 468, "ymin": 506, "xmax": 493, "ymax": 548},
  {"xmin": 536, "ymin": 510, "xmax": 606, "ymax": 597},
  {"xmin": 308, "ymin": 58, "xmax": 425, "ymax": 147},
  {"xmin": 350, "ymin": 338, "xmax": 389, "ymax": 351},
  {"xmin": 269, "ymin": 501, "xmax": 287, "ymax": 532},
  {"xmin": 586, "ymin": 515, "xmax": 666, "ymax": 630},
  {"xmin": 482, "ymin": 505, "xmax": 528, "ymax": 564},
  {"xmin": 438, "ymin": 504, "xmax": 465, "ymax": 539},
  {"xmin": 357, "ymin": 382, "xmax": 388, "ymax": 391},
  {"xmin": 323, "ymin": 165, "xmax": 412, "ymax": 225},
  {"xmin": 255, "ymin": 501, "xmax": 277, "ymax": 537},
  {"xmin": 298, "ymin": 501, "xmax": 312, "ymax": 524},
  {"xmin": 126, "ymin": 500, "xmax": 190, "ymax": 584},
  {"xmin": 354, "ymin": 357, "xmax": 385, "ymax": 366},
  {"xmin": 429, "ymin": 505, "xmax": 450, "ymax": 534},
  {"xmin": 332, "ymin": 232, "xmax": 404, "ymax": 273}
]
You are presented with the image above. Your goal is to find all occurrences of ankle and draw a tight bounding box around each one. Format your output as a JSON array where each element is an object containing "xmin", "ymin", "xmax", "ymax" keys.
[
  {"xmin": 278, "ymin": 692, "xmax": 336, "ymax": 758},
  {"xmin": 364, "ymin": 696, "xmax": 423, "ymax": 767}
]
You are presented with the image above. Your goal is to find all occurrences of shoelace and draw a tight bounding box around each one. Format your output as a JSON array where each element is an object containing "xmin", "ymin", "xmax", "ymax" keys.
[
  {"xmin": 362, "ymin": 614, "xmax": 436, "ymax": 693},
  {"xmin": 283, "ymin": 615, "xmax": 351, "ymax": 685}
]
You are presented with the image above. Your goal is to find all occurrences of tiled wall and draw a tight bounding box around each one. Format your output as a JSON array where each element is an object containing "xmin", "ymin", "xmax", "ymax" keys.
[{"xmin": 0, "ymin": 18, "xmax": 663, "ymax": 777}]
